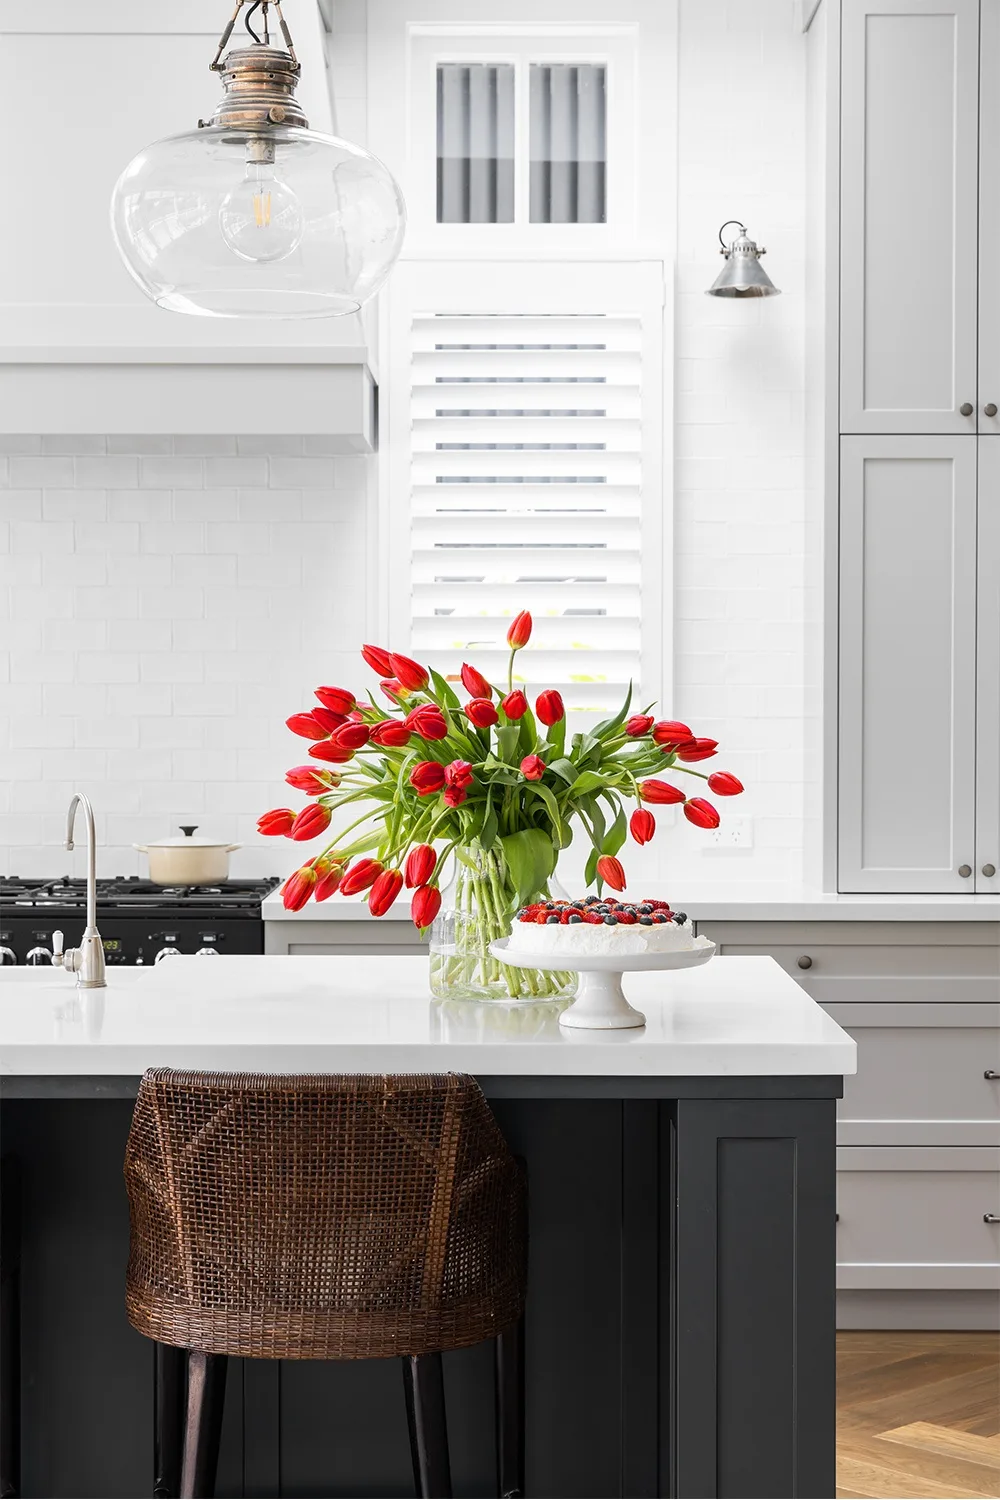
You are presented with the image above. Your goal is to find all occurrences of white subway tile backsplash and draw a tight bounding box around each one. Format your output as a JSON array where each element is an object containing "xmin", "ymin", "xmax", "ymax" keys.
[
  {"xmin": 140, "ymin": 651, "xmax": 204, "ymax": 682},
  {"xmin": 9, "ymin": 457, "xmax": 74, "ymax": 488},
  {"xmin": 139, "ymin": 457, "xmax": 204, "ymax": 489},
  {"xmin": 107, "ymin": 436, "xmax": 174, "ymax": 455},
  {"xmin": 109, "ymin": 491, "xmax": 172, "ymax": 521},
  {"xmin": 0, "ymin": 490, "xmax": 43, "ymax": 519},
  {"xmin": 43, "ymin": 492, "xmax": 108, "ymax": 522},
  {"xmin": 268, "ymin": 456, "xmax": 338, "ymax": 489},
  {"xmin": 74, "ymin": 522, "xmax": 140, "ymax": 554},
  {"xmin": 74, "ymin": 587, "xmax": 138, "ymax": 619},
  {"xmin": 74, "ymin": 456, "xmax": 140, "ymax": 489},
  {"xmin": 205, "ymin": 456, "xmax": 269, "ymax": 487}
]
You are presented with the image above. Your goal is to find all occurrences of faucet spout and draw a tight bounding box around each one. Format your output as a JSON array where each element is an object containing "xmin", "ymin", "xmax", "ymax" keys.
[{"xmin": 63, "ymin": 792, "xmax": 106, "ymax": 988}]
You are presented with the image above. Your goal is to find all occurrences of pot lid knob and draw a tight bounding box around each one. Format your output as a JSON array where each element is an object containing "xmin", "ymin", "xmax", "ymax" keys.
[{"xmin": 179, "ymin": 825, "xmax": 199, "ymax": 838}]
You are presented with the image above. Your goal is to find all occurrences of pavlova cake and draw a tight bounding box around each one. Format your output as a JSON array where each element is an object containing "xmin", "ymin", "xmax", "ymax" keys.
[{"xmin": 510, "ymin": 897, "xmax": 712, "ymax": 958}]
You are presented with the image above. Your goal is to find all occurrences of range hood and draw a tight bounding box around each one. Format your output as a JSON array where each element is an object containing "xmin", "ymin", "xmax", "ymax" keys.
[{"xmin": 0, "ymin": 1, "xmax": 376, "ymax": 451}]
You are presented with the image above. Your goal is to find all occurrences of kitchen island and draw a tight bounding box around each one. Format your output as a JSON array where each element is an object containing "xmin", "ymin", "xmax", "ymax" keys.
[{"xmin": 0, "ymin": 955, "xmax": 855, "ymax": 1500}]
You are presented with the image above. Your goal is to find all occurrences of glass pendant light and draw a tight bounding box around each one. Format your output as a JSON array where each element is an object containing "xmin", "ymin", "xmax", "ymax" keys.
[{"xmin": 110, "ymin": 1, "xmax": 406, "ymax": 318}]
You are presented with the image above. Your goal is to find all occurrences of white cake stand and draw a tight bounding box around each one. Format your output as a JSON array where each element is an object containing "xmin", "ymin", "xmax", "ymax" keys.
[{"xmin": 489, "ymin": 937, "xmax": 717, "ymax": 1030}]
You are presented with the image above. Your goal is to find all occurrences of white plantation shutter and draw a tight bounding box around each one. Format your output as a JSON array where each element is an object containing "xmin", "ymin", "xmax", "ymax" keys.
[{"xmin": 384, "ymin": 261, "xmax": 667, "ymax": 713}]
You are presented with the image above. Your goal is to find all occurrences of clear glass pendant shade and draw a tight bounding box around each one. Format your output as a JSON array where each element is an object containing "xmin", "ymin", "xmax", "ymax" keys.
[{"xmin": 110, "ymin": 125, "xmax": 406, "ymax": 318}]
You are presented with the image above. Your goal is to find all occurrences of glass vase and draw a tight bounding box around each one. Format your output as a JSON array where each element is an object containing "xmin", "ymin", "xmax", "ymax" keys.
[{"xmin": 428, "ymin": 842, "xmax": 578, "ymax": 1005}]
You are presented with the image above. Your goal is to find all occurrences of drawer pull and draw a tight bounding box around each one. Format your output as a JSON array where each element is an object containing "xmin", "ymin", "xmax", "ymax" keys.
[
  {"xmin": 797, "ymin": 955, "xmax": 813, "ymax": 970},
  {"xmin": 984, "ymin": 1214, "xmax": 1000, "ymax": 1224},
  {"xmin": 985, "ymin": 1071, "xmax": 1000, "ymax": 1081}
]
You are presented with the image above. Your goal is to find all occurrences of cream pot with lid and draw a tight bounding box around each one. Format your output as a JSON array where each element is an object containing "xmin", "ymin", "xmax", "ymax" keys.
[{"xmin": 134, "ymin": 826, "xmax": 241, "ymax": 885}]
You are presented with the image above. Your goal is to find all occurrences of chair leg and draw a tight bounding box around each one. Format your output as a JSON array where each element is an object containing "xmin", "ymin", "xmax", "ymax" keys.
[
  {"xmin": 0, "ymin": 1157, "xmax": 21, "ymax": 1500},
  {"xmin": 153, "ymin": 1343, "xmax": 187, "ymax": 1498},
  {"xmin": 401, "ymin": 1353, "xmax": 452, "ymax": 1499},
  {"xmin": 180, "ymin": 1351, "xmax": 227, "ymax": 1500},
  {"xmin": 495, "ymin": 1317, "xmax": 525, "ymax": 1499}
]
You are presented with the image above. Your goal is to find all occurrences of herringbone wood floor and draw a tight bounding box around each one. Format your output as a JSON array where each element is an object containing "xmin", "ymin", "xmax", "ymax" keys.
[{"xmin": 838, "ymin": 1332, "xmax": 1000, "ymax": 1498}]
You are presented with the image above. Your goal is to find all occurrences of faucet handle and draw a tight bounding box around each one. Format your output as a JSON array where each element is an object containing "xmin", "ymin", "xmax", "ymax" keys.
[{"xmin": 52, "ymin": 930, "xmax": 65, "ymax": 967}]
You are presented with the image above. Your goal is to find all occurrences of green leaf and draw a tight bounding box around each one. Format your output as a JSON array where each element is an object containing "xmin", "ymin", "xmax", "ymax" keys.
[
  {"xmin": 546, "ymin": 757, "xmax": 578, "ymax": 786},
  {"xmin": 590, "ymin": 681, "xmax": 634, "ymax": 743},
  {"xmin": 584, "ymin": 844, "xmax": 600, "ymax": 886},
  {"xmin": 499, "ymin": 828, "xmax": 557, "ymax": 907},
  {"xmin": 569, "ymin": 769, "xmax": 608, "ymax": 798},
  {"xmin": 602, "ymin": 800, "xmax": 628, "ymax": 857},
  {"xmin": 480, "ymin": 802, "xmax": 499, "ymax": 852},
  {"xmin": 496, "ymin": 724, "xmax": 521, "ymax": 763},
  {"xmin": 529, "ymin": 782, "xmax": 572, "ymax": 848},
  {"xmin": 429, "ymin": 668, "xmax": 461, "ymax": 710},
  {"xmin": 516, "ymin": 707, "xmax": 539, "ymax": 755}
]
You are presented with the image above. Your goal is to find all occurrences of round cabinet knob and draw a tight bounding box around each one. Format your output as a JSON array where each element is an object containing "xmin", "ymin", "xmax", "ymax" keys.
[
  {"xmin": 797, "ymin": 955, "xmax": 813, "ymax": 970},
  {"xmin": 960, "ymin": 401, "xmax": 975, "ymax": 416},
  {"xmin": 0, "ymin": 947, "xmax": 15, "ymax": 966},
  {"xmin": 195, "ymin": 947, "xmax": 219, "ymax": 957},
  {"xmin": 986, "ymin": 403, "xmax": 998, "ymax": 417},
  {"xmin": 26, "ymin": 946, "xmax": 52, "ymax": 966},
  {"xmin": 983, "ymin": 864, "xmax": 997, "ymax": 878},
  {"xmin": 958, "ymin": 864, "xmax": 973, "ymax": 878},
  {"xmin": 154, "ymin": 946, "xmax": 181, "ymax": 964}
]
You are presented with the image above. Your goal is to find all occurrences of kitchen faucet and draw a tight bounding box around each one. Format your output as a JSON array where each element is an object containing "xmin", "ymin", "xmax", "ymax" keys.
[{"xmin": 52, "ymin": 792, "xmax": 106, "ymax": 988}]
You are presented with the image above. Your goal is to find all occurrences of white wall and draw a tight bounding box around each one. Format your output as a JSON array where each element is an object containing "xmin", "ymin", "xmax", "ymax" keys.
[{"xmin": 0, "ymin": 0, "xmax": 808, "ymax": 890}]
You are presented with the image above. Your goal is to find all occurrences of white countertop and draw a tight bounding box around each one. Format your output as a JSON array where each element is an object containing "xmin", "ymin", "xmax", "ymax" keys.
[
  {"xmin": 0, "ymin": 954, "xmax": 856, "ymax": 1079},
  {"xmin": 262, "ymin": 885, "xmax": 1000, "ymax": 924}
]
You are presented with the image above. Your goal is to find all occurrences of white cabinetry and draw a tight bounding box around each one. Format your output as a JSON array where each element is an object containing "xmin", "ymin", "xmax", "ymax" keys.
[{"xmin": 830, "ymin": 0, "xmax": 1000, "ymax": 891}]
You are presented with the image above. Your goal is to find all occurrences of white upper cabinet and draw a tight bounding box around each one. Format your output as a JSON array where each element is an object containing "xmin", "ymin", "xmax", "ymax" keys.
[
  {"xmin": 979, "ymin": 1, "xmax": 1000, "ymax": 429},
  {"xmin": 976, "ymin": 441, "xmax": 1000, "ymax": 893},
  {"xmin": 839, "ymin": 436, "xmax": 978, "ymax": 892},
  {"xmin": 840, "ymin": 0, "xmax": 979, "ymax": 434}
]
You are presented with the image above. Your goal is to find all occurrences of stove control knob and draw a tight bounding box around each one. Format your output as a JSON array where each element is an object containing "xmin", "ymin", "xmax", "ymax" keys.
[
  {"xmin": 0, "ymin": 947, "xmax": 16, "ymax": 966},
  {"xmin": 154, "ymin": 947, "xmax": 181, "ymax": 964},
  {"xmin": 195, "ymin": 947, "xmax": 219, "ymax": 957},
  {"xmin": 26, "ymin": 946, "xmax": 52, "ymax": 966}
]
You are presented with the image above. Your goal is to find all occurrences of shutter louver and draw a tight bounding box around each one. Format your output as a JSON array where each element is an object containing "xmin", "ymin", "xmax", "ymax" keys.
[{"xmin": 407, "ymin": 310, "xmax": 645, "ymax": 712}]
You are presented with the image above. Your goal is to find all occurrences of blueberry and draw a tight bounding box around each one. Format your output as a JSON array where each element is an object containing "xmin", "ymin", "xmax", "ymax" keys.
[
  {"xmin": 638, "ymin": 903, "xmax": 652, "ymax": 914},
  {"xmin": 653, "ymin": 913, "xmax": 667, "ymax": 923},
  {"xmin": 568, "ymin": 913, "xmax": 583, "ymax": 924},
  {"xmin": 604, "ymin": 914, "xmax": 618, "ymax": 925},
  {"xmin": 639, "ymin": 915, "xmax": 653, "ymax": 925},
  {"xmin": 673, "ymin": 912, "xmax": 688, "ymax": 925},
  {"xmin": 544, "ymin": 901, "xmax": 555, "ymax": 910},
  {"xmin": 546, "ymin": 914, "xmax": 560, "ymax": 924}
]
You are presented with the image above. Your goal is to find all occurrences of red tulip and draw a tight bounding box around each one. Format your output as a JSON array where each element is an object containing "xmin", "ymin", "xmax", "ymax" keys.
[
  {"xmin": 314, "ymin": 686, "xmax": 355, "ymax": 716},
  {"xmin": 464, "ymin": 697, "xmax": 499, "ymax": 729},
  {"xmin": 380, "ymin": 677, "xmax": 407, "ymax": 704},
  {"xmin": 676, "ymin": 738, "xmax": 718, "ymax": 763},
  {"xmin": 286, "ymin": 711, "xmax": 328, "ymax": 741},
  {"xmin": 626, "ymin": 714, "xmax": 654, "ymax": 737},
  {"xmin": 310, "ymin": 705, "xmax": 348, "ymax": 734},
  {"xmin": 285, "ymin": 765, "xmax": 339, "ymax": 794},
  {"xmin": 501, "ymin": 689, "xmax": 528, "ymax": 720},
  {"xmin": 411, "ymin": 884, "xmax": 442, "ymax": 929},
  {"xmin": 362, "ymin": 643, "xmax": 394, "ymax": 676},
  {"xmin": 639, "ymin": 779, "xmax": 685, "ymax": 805},
  {"xmin": 520, "ymin": 754, "xmax": 545, "ymax": 781},
  {"xmin": 596, "ymin": 855, "xmax": 627, "ymax": 891},
  {"xmin": 405, "ymin": 844, "xmax": 437, "ymax": 889},
  {"xmin": 445, "ymin": 760, "xmax": 474, "ymax": 789},
  {"xmin": 313, "ymin": 864, "xmax": 344, "ymax": 902},
  {"xmin": 370, "ymin": 719, "xmax": 412, "ymax": 748},
  {"xmin": 652, "ymin": 720, "xmax": 692, "ymax": 748},
  {"xmin": 405, "ymin": 704, "xmax": 448, "ymax": 741},
  {"xmin": 535, "ymin": 690, "xmax": 564, "ymax": 726},
  {"xmin": 630, "ymin": 808, "xmax": 655, "ymax": 845},
  {"xmin": 410, "ymin": 761, "xmax": 447, "ymax": 796},
  {"xmin": 461, "ymin": 663, "xmax": 493, "ymax": 699},
  {"xmin": 684, "ymin": 798, "xmax": 720, "ymax": 829},
  {"xmin": 443, "ymin": 785, "xmax": 468, "ymax": 808},
  {"xmin": 308, "ymin": 740, "xmax": 356, "ymax": 764},
  {"xmin": 390, "ymin": 653, "xmax": 429, "ymax": 692},
  {"xmin": 330, "ymin": 721, "xmax": 370, "ymax": 751},
  {"xmin": 339, "ymin": 858, "xmax": 383, "ymax": 896},
  {"xmin": 289, "ymin": 803, "xmax": 332, "ymax": 841},
  {"xmin": 369, "ymin": 868, "xmax": 403, "ymax": 916},
  {"xmin": 281, "ymin": 865, "xmax": 317, "ymax": 911},
  {"xmin": 507, "ymin": 611, "xmax": 532, "ymax": 649},
  {"xmin": 707, "ymin": 771, "xmax": 744, "ymax": 796},
  {"xmin": 257, "ymin": 807, "xmax": 296, "ymax": 837}
]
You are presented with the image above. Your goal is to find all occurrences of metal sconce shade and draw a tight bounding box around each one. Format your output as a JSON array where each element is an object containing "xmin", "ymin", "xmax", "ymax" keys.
[{"xmin": 707, "ymin": 220, "xmax": 780, "ymax": 298}]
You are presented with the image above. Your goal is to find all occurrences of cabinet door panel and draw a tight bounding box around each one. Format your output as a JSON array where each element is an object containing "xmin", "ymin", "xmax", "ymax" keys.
[
  {"xmin": 979, "ymin": 1, "xmax": 1000, "ymax": 429},
  {"xmin": 841, "ymin": 0, "xmax": 979, "ymax": 433},
  {"xmin": 839, "ymin": 437, "xmax": 977, "ymax": 890},
  {"xmin": 978, "ymin": 440, "xmax": 1000, "ymax": 890}
]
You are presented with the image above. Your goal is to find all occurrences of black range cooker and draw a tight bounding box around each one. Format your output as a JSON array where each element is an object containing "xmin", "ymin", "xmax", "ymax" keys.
[{"xmin": 0, "ymin": 875, "xmax": 281, "ymax": 967}]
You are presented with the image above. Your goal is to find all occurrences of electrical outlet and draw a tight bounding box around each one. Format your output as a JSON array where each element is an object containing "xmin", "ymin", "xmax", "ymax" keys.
[{"xmin": 703, "ymin": 817, "xmax": 754, "ymax": 852}]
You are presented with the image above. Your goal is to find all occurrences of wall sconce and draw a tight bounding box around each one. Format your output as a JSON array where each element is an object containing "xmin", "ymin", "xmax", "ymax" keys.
[{"xmin": 706, "ymin": 221, "xmax": 780, "ymax": 298}]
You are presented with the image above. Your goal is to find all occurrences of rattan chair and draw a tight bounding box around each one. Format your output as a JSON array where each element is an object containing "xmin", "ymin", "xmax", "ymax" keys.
[{"xmin": 124, "ymin": 1069, "xmax": 527, "ymax": 1500}]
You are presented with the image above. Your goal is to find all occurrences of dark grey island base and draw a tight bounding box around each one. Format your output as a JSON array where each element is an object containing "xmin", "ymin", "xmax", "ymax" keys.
[{"xmin": 1, "ymin": 1073, "xmax": 839, "ymax": 1500}]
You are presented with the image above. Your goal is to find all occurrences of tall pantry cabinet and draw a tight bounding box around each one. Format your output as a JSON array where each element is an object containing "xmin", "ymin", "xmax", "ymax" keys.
[{"xmin": 832, "ymin": 0, "xmax": 1000, "ymax": 894}]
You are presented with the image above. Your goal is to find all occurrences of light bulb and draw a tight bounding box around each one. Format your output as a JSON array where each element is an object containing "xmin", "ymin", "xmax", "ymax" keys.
[{"xmin": 219, "ymin": 157, "xmax": 304, "ymax": 264}]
